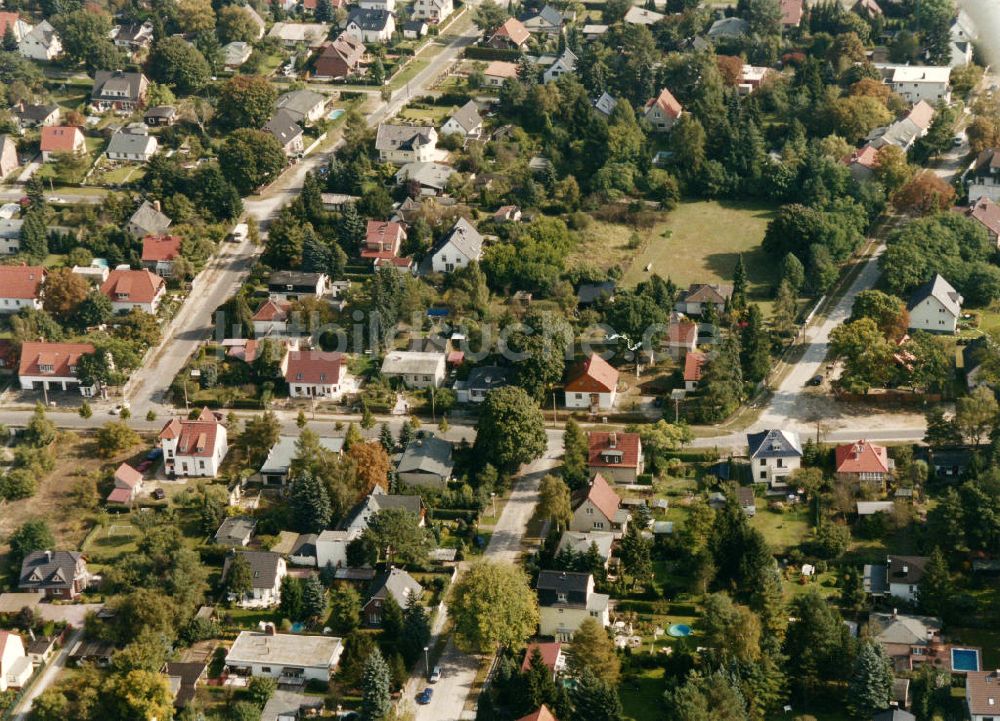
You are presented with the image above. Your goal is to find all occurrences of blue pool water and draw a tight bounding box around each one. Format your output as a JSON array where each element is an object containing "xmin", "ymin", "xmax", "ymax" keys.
[
  {"xmin": 668, "ymin": 624, "xmax": 691, "ymax": 637},
  {"xmin": 291, "ymin": 622, "xmax": 305, "ymax": 633},
  {"xmin": 952, "ymin": 648, "xmax": 980, "ymax": 672},
  {"xmin": 327, "ymin": 108, "xmax": 345, "ymax": 120}
]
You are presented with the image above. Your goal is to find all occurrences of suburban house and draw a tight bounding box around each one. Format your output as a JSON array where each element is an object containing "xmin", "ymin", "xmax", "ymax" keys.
[
  {"xmin": 381, "ymin": 350, "xmax": 446, "ymax": 388},
  {"xmin": 426, "ymin": 217, "xmax": 483, "ymax": 273},
  {"xmin": 252, "ymin": 299, "xmax": 293, "ymax": 337},
  {"xmin": 593, "ymin": 92, "xmax": 617, "ymax": 116},
  {"xmin": 263, "ymin": 110, "xmax": 305, "ymax": 156},
  {"xmin": 834, "ymin": 440, "xmax": 893, "ymax": 488},
  {"xmin": 214, "ymin": 516, "xmax": 258, "ymax": 547},
  {"xmin": 316, "ymin": 529, "xmax": 356, "ymax": 569},
  {"xmin": 259, "ymin": 434, "xmax": 344, "ymax": 485},
  {"xmin": 483, "ymin": 60, "xmax": 519, "ymax": 87},
  {"xmin": 18, "ymin": 550, "xmax": 90, "ymax": 600},
  {"xmin": 966, "ymin": 671, "xmax": 1000, "ymax": 721},
  {"xmin": 226, "ymin": 630, "xmax": 343, "ymax": 682},
  {"xmin": 361, "ymin": 219, "xmax": 408, "ymax": 267},
  {"xmin": 396, "ymin": 435, "xmax": 454, "ymax": 488},
  {"xmin": 536, "ymin": 570, "xmax": 610, "ymax": 641},
  {"xmin": 520, "ymin": 642, "xmax": 566, "ymax": 680},
  {"xmin": 396, "ymin": 161, "xmax": 456, "ymax": 196},
  {"xmin": 0, "ymin": 265, "xmax": 44, "ymax": 313},
  {"xmin": 313, "ymin": 34, "xmax": 366, "ymax": 80},
  {"xmin": 543, "ymin": 48, "xmax": 577, "ymax": 83},
  {"xmin": 455, "ymin": 365, "xmax": 510, "ymax": 403},
  {"xmin": 222, "ymin": 41, "xmax": 253, "ymax": 70},
  {"xmin": 747, "ymin": 429, "xmax": 802, "ymax": 487},
  {"xmin": 343, "ymin": 486, "xmax": 425, "ymax": 535},
  {"xmin": 441, "ymin": 100, "xmax": 482, "ymax": 137},
  {"xmin": 623, "ymin": 6, "xmax": 665, "ymax": 25},
  {"xmin": 413, "ymin": 0, "xmax": 452, "ymax": 22},
  {"xmin": 11, "ymin": 101, "xmax": 60, "ymax": 130},
  {"xmin": 375, "ymin": 124, "xmax": 438, "ymax": 164},
  {"xmin": 844, "ymin": 144, "xmax": 879, "ymax": 181},
  {"xmin": 868, "ymin": 612, "xmax": 948, "ymax": 671},
  {"xmin": 39, "ymin": 125, "xmax": 84, "ymax": 162},
  {"xmin": 106, "ymin": 127, "xmax": 158, "ymax": 162},
  {"xmin": 267, "ymin": 22, "xmax": 331, "ymax": 47},
  {"xmin": 576, "ymin": 281, "xmax": 615, "ymax": 308},
  {"xmin": 268, "ymin": 270, "xmax": 329, "ymax": 301},
  {"xmin": 91, "ymin": 71, "xmax": 149, "ymax": 113},
  {"xmin": 344, "ymin": 9, "xmax": 395, "ymax": 43},
  {"xmin": 780, "ymin": 0, "xmax": 803, "ymax": 27},
  {"xmin": 18, "ymin": 341, "xmax": 97, "ymax": 396},
  {"xmin": 223, "ymin": 551, "xmax": 287, "ymax": 607},
  {"xmin": 907, "ymin": 274, "xmax": 962, "ymax": 334},
  {"xmin": 19, "ymin": 20, "xmax": 61, "ymax": 61},
  {"xmin": 868, "ymin": 100, "xmax": 935, "ymax": 151},
  {"xmin": 0, "ymin": 134, "xmax": 18, "ymax": 178},
  {"xmin": 557, "ymin": 531, "xmax": 614, "ymax": 565},
  {"xmin": 276, "ymin": 89, "xmax": 328, "ymax": 125},
  {"xmin": 141, "ymin": 234, "xmax": 183, "ymax": 277},
  {"xmin": 564, "ymin": 353, "xmax": 619, "ymax": 411},
  {"xmin": 643, "ymin": 88, "xmax": 683, "ymax": 131},
  {"xmin": 127, "ymin": 200, "xmax": 171, "ymax": 238},
  {"xmin": 683, "ymin": 351, "xmax": 705, "ymax": 391},
  {"xmin": 523, "ymin": 5, "xmax": 566, "ymax": 35},
  {"xmin": 111, "ymin": 21, "xmax": 154, "ymax": 54},
  {"xmin": 159, "ymin": 409, "xmax": 229, "ymax": 478},
  {"xmin": 587, "ymin": 432, "xmax": 644, "ymax": 484},
  {"xmin": 0, "ymin": 632, "xmax": 32, "ymax": 693},
  {"xmin": 968, "ymin": 148, "xmax": 1000, "ymax": 204},
  {"xmin": 403, "ymin": 19, "xmax": 428, "ymax": 38},
  {"xmin": 517, "ymin": 706, "xmax": 560, "ymax": 721},
  {"xmin": 956, "ymin": 196, "xmax": 1000, "ymax": 244},
  {"xmin": 865, "ymin": 555, "xmax": 929, "ymax": 603},
  {"xmin": 675, "ymin": 283, "xmax": 733, "ymax": 315},
  {"xmin": 569, "ymin": 472, "xmax": 629, "ymax": 534},
  {"xmin": 0, "ymin": 219, "xmax": 23, "ymax": 255},
  {"xmin": 363, "ymin": 568, "xmax": 424, "ymax": 626},
  {"xmin": 488, "ymin": 17, "xmax": 530, "ymax": 49},
  {"xmin": 0, "ymin": 13, "xmax": 33, "ymax": 42},
  {"xmin": 667, "ymin": 313, "xmax": 698, "ymax": 359},
  {"xmin": 282, "ymin": 350, "xmax": 350, "ymax": 399},
  {"xmin": 100, "ymin": 268, "xmax": 165, "ymax": 314},
  {"xmin": 106, "ymin": 462, "xmax": 143, "ymax": 505},
  {"xmin": 875, "ymin": 64, "xmax": 952, "ymax": 104},
  {"xmin": 739, "ymin": 64, "xmax": 774, "ymax": 94}
]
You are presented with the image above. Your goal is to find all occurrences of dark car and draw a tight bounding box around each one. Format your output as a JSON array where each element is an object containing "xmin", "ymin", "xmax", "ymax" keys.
[
  {"xmin": 152, "ymin": 488, "xmax": 166, "ymax": 500},
  {"xmin": 807, "ymin": 375, "xmax": 823, "ymax": 386},
  {"xmin": 417, "ymin": 688, "xmax": 434, "ymax": 705}
]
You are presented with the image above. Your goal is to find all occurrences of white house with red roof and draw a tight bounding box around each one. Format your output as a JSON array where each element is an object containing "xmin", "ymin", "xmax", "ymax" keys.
[
  {"xmin": 520, "ymin": 642, "xmax": 566, "ymax": 680},
  {"xmin": 586, "ymin": 431, "xmax": 644, "ymax": 484},
  {"xmin": 667, "ymin": 312, "xmax": 697, "ymax": 359},
  {"xmin": 844, "ymin": 144, "xmax": 879, "ymax": 182},
  {"xmin": 18, "ymin": 341, "xmax": 97, "ymax": 395},
  {"xmin": 564, "ymin": 353, "xmax": 619, "ymax": 410},
  {"xmin": 107, "ymin": 462, "xmax": 143, "ymax": 505},
  {"xmin": 100, "ymin": 268, "xmax": 166, "ymax": 314},
  {"xmin": 141, "ymin": 234, "xmax": 183, "ymax": 276},
  {"xmin": 252, "ymin": 299, "xmax": 293, "ymax": 338},
  {"xmin": 487, "ymin": 17, "xmax": 530, "ymax": 49},
  {"xmin": 39, "ymin": 125, "xmax": 84, "ymax": 162},
  {"xmin": 835, "ymin": 440, "xmax": 893, "ymax": 489},
  {"xmin": 643, "ymin": 88, "xmax": 683, "ymax": 132},
  {"xmin": 569, "ymin": 472, "xmax": 630, "ymax": 534},
  {"xmin": 282, "ymin": 350, "xmax": 351, "ymax": 399},
  {"xmin": 683, "ymin": 351, "xmax": 706, "ymax": 392},
  {"xmin": 0, "ymin": 265, "xmax": 45, "ymax": 314},
  {"xmin": 159, "ymin": 408, "xmax": 229, "ymax": 477},
  {"xmin": 780, "ymin": 0, "xmax": 802, "ymax": 27},
  {"xmin": 362, "ymin": 220, "xmax": 408, "ymax": 267},
  {"xmin": 0, "ymin": 631, "xmax": 31, "ymax": 693}
]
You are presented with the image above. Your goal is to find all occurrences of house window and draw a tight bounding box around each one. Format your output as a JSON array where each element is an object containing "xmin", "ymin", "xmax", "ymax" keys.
[
  {"xmin": 586, "ymin": 507, "xmax": 593, "ymax": 514},
  {"xmin": 262, "ymin": 667, "xmax": 271, "ymax": 674},
  {"xmin": 759, "ymin": 459, "xmax": 765, "ymax": 467},
  {"xmin": 593, "ymin": 522, "xmax": 604, "ymax": 529},
  {"xmin": 557, "ymin": 592, "xmax": 567, "ymax": 603},
  {"xmin": 776, "ymin": 458, "xmax": 784, "ymax": 468},
  {"xmin": 760, "ymin": 471, "xmax": 767, "ymax": 480}
]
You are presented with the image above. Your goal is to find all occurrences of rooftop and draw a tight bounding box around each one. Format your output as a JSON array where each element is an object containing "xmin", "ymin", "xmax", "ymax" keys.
[{"xmin": 226, "ymin": 630, "xmax": 342, "ymax": 669}]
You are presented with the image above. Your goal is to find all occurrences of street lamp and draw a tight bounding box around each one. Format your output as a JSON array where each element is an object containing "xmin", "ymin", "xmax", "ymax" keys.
[
  {"xmin": 490, "ymin": 492, "xmax": 497, "ymax": 517},
  {"xmin": 424, "ymin": 645, "xmax": 430, "ymax": 678}
]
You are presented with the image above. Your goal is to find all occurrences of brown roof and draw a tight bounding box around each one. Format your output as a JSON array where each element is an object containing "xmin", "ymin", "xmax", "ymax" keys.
[
  {"xmin": 681, "ymin": 283, "xmax": 733, "ymax": 304},
  {"xmin": 484, "ymin": 60, "xmax": 519, "ymax": 79},
  {"xmin": 644, "ymin": 88, "xmax": 683, "ymax": 119},
  {"xmin": 844, "ymin": 144, "xmax": 879, "ymax": 170},
  {"xmin": 283, "ymin": 350, "xmax": 345, "ymax": 385},
  {"xmin": 907, "ymin": 100, "xmax": 935, "ymax": 131},
  {"xmin": 959, "ymin": 196, "xmax": 1000, "ymax": 237},
  {"xmin": 835, "ymin": 440, "xmax": 890, "ymax": 474},
  {"xmin": 780, "ymin": 0, "xmax": 802, "ymax": 25},
  {"xmin": 18, "ymin": 341, "xmax": 95, "ymax": 378},
  {"xmin": 100, "ymin": 268, "xmax": 165, "ymax": 304},
  {"xmin": 226, "ymin": 339, "xmax": 260, "ymax": 364},
  {"xmin": 571, "ymin": 473, "xmax": 621, "ymax": 522},
  {"xmin": 517, "ymin": 706, "xmax": 559, "ymax": 721},
  {"xmin": 520, "ymin": 642, "xmax": 561, "ymax": 673},
  {"xmin": 683, "ymin": 351, "xmax": 705, "ymax": 383},
  {"xmin": 39, "ymin": 126, "xmax": 83, "ymax": 153},
  {"xmin": 565, "ymin": 353, "xmax": 619, "ymax": 393},
  {"xmin": 160, "ymin": 412, "xmax": 223, "ymax": 457},
  {"xmin": 114, "ymin": 463, "xmax": 143, "ymax": 488},
  {"xmin": 492, "ymin": 17, "xmax": 529, "ymax": 45},
  {"xmin": 0, "ymin": 265, "xmax": 45, "ymax": 300},
  {"xmin": 141, "ymin": 234, "xmax": 182, "ymax": 262},
  {"xmin": 363, "ymin": 220, "xmax": 405, "ymax": 256},
  {"xmin": 587, "ymin": 431, "xmax": 642, "ymax": 469},
  {"xmin": 668, "ymin": 316, "xmax": 697, "ymax": 345},
  {"xmin": 966, "ymin": 671, "xmax": 1000, "ymax": 716},
  {"xmin": 252, "ymin": 299, "xmax": 291, "ymax": 322}
]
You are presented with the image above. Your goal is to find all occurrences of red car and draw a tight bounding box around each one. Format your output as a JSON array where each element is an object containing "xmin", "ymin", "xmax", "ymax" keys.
[{"xmin": 136, "ymin": 460, "xmax": 153, "ymax": 473}]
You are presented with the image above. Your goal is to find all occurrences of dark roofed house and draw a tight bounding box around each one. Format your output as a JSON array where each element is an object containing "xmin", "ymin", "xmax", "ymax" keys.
[
  {"xmin": 342, "ymin": 486, "xmax": 425, "ymax": 534},
  {"xmin": 267, "ymin": 270, "xmax": 329, "ymax": 300},
  {"xmin": 19, "ymin": 550, "xmax": 89, "ymax": 600},
  {"xmin": 441, "ymin": 100, "xmax": 482, "ymax": 137},
  {"xmin": 11, "ymin": 101, "xmax": 60, "ymax": 130},
  {"xmin": 968, "ymin": 147, "xmax": 1000, "ymax": 205},
  {"xmin": 363, "ymin": 568, "xmax": 423, "ymax": 626},
  {"xmin": 345, "ymin": 8, "xmax": 395, "ymax": 43},
  {"xmin": 455, "ymin": 365, "xmax": 510, "ymax": 403},
  {"xmin": 396, "ymin": 435, "xmax": 454, "ymax": 488},
  {"xmin": 164, "ymin": 661, "xmax": 207, "ymax": 709},
  {"xmin": 128, "ymin": 199, "xmax": 171, "ymax": 239},
  {"xmin": 675, "ymin": 283, "xmax": 733, "ymax": 316},
  {"xmin": 314, "ymin": 34, "xmax": 366, "ymax": 79},
  {"xmin": 263, "ymin": 109, "xmax": 304, "ymax": 156},
  {"xmin": 907, "ymin": 273, "xmax": 962, "ymax": 334},
  {"xmin": 222, "ymin": 551, "xmax": 287, "ymax": 607},
  {"xmin": 536, "ymin": 570, "xmax": 610, "ymax": 640},
  {"xmin": 747, "ymin": 429, "xmax": 802, "ymax": 488},
  {"xmin": 91, "ymin": 71, "xmax": 149, "ymax": 113},
  {"xmin": 214, "ymin": 516, "xmax": 257, "ymax": 547},
  {"xmin": 144, "ymin": 105, "xmax": 177, "ymax": 127},
  {"xmin": 577, "ymin": 281, "xmax": 616, "ymax": 307}
]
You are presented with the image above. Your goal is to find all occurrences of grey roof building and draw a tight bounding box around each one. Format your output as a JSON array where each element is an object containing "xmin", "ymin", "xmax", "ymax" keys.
[
  {"xmin": 873, "ymin": 710, "xmax": 916, "ymax": 721},
  {"xmin": 223, "ymin": 551, "xmax": 284, "ymax": 591},
  {"xmin": 214, "ymin": 516, "xmax": 258, "ymax": 546},
  {"xmin": 343, "ymin": 487, "xmax": 425, "ymax": 532},
  {"xmin": 260, "ymin": 434, "xmax": 345, "ymax": 485},
  {"xmin": 442, "ymin": 100, "xmax": 482, "ymax": 136},
  {"xmin": 347, "ymin": 8, "xmax": 394, "ymax": 32},
  {"xmin": 276, "ymin": 89, "xmax": 327, "ymax": 124},
  {"xmin": 395, "ymin": 161, "xmax": 456, "ymax": 193},
  {"xmin": 128, "ymin": 200, "xmax": 171, "ymax": 238},
  {"xmin": 396, "ymin": 435, "xmax": 454, "ymax": 488},
  {"xmin": 263, "ymin": 109, "xmax": 304, "ymax": 151},
  {"xmin": 455, "ymin": 365, "xmax": 511, "ymax": 403},
  {"xmin": 577, "ymin": 281, "xmax": 616, "ymax": 306},
  {"xmin": 747, "ymin": 429, "xmax": 803, "ymax": 459},
  {"xmin": 106, "ymin": 128, "xmax": 157, "ymax": 160},
  {"xmin": 363, "ymin": 568, "xmax": 423, "ymax": 625},
  {"xmin": 91, "ymin": 71, "xmax": 148, "ymax": 108},
  {"xmin": 907, "ymin": 274, "xmax": 963, "ymax": 318},
  {"xmin": 707, "ymin": 16, "xmax": 749, "ymax": 39},
  {"xmin": 19, "ymin": 550, "xmax": 89, "ymax": 599},
  {"xmin": 593, "ymin": 92, "xmax": 618, "ymax": 116},
  {"xmin": 375, "ymin": 124, "xmax": 437, "ymax": 153}
]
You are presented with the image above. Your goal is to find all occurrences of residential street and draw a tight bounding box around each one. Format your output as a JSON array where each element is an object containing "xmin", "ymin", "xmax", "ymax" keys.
[{"xmin": 9, "ymin": 628, "xmax": 83, "ymax": 721}]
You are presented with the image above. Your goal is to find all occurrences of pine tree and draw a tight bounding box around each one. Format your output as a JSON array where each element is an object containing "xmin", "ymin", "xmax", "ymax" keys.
[
  {"xmin": 379, "ymin": 423, "xmax": 394, "ymax": 452},
  {"xmin": 740, "ymin": 304, "xmax": 771, "ymax": 385},
  {"xmin": 288, "ymin": 469, "xmax": 332, "ymax": 533},
  {"xmin": 771, "ymin": 279, "xmax": 798, "ymax": 338},
  {"xmin": 338, "ymin": 203, "xmax": 365, "ymax": 249},
  {"xmin": 399, "ymin": 595, "xmax": 431, "ymax": 667},
  {"xmin": 296, "ymin": 409, "xmax": 307, "ymax": 428},
  {"xmin": 398, "ymin": 419, "xmax": 413, "ymax": 448},
  {"xmin": 79, "ymin": 400, "xmax": 92, "ymax": 418},
  {"xmin": 619, "ymin": 522, "xmax": 652, "ymax": 588},
  {"xmin": 315, "ymin": 0, "xmax": 333, "ymax": 20},
  {"xmin": 24, "ymin": 176, "xmax": 44, "ymax": 209},
  {"xmin": 562, "ymin": 418, "xmax": 588, "ymax": 490},
  {"xmin": 20, "ymin": 210, "xmax": 49, "ymax": 261},
  {"xmin": 360, "ymin": 648, "xmax": 392, "ymax": 721},
  {"xmin": 301, "ymin": 231, "xmax": 332, "ymax": 274},
  {"xmin": 279, "ymin": 575, "xmax": 303, "ymax": 620},
  {"xmin": 361, "ymin": 404, "xmax": 375, "ymax": 430},
  {"xmin": 370, "ymin": 57, "xmax": 385, "ymax": 86},
  {"xmin": 344, "ymin": 422, "xmax": 363, "ymax": 451},
  {"xmin": 569, "ymin": 669, "xmax": 623, "ymax": 721},
  {"xmin": 917, "ymin": 547, "xmax": 954, "ymax": 619},
  {"xmin": 301, "ymin": 575, "xmax": 327, "ymax": 621},
  {"xmin": 2, "ymin": 25, "xmax": 17, "ymax": 52},
  {"xmin": 847, "ymin": 640, "xmax": 893, "ymax": 718},
  {"xmin": 732, "ymin": 254, "xmax": 748, "ymax": 309}
]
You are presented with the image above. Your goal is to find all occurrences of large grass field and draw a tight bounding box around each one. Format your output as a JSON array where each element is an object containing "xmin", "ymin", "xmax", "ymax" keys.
[{"xmin": 620, "ymin": 199, "xmax": 778, "ymax": 307}]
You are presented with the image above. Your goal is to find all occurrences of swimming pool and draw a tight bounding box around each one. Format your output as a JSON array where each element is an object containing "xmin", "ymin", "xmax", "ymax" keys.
[
  {"xmin": 951, "ymin": 647, "xmax": 981, "ymax": 672},
  {"xmin": 327, "ymin": 108, "xmax": 345, "ymax": 120},
  {"xmin": 667, "ymin": 624, "xmax": 691, "ymax": 637}
]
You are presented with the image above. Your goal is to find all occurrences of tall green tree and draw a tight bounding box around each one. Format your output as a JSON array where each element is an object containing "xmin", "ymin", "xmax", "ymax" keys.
[
  {"xmin": 288, "ymin": 469, "xmax": 332, "ymax": 533},
  {"xmin": 449, "ymin": 561, "xmax": 538, "ymax": 652},
  {"xmin": 360, "ymin": 648, "xmax": 392, "ymax": 721},
  {"xmin": 847, "ymin": 640, "xmax": 894, "ymax": 718},
  {"xmin": 301, "ymin": 575, "xmax": 327, "ymax": 621},
  {"xmin": 740, "ymin": 304, "xmax": 771, "ymax": 384},
  {"xmin": 472, "ymin": 386, "xmax": 546, "ymax": 471},
  {"xmin": 562, "ymin": 418, "xmax": 588, "ymax": 489},
  {"xmin": 569, "ymin": 669, "xmax": 624, "ymax": 721}
]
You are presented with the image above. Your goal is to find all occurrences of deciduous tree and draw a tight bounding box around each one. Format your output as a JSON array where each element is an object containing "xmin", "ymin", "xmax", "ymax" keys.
[
  {"xmin": 449, "ymin": 561, "xmax": 538, "ymax": 652},
  {"xmin": 472, "ymin": 386, "xmax": 546, "ymax": 471}
]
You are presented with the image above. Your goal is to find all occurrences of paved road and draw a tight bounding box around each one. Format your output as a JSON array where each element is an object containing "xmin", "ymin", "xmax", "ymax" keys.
[
  {"xmin": 10, "ymin": 628, "xmax": 83, "ymax": 721},
  {"xmin": 411, "ymin": 431, "xmax": 563, "ymax": 721}
]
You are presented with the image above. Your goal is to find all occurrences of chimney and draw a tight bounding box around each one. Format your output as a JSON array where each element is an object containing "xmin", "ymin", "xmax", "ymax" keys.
[
  {"xmin": 902, "ymin": 564, "xmax": 909, "ymax": 574},
  {"xmin": 45, "ymin": 550, "xmax": 52, "ymax": 562},
  {"xmin": 152, "ymin": 199, "xmax": 161, "ymax": 212},
  {"xmin": 609, "ymin": 433, "xmax": 617, "ymax": 448}
]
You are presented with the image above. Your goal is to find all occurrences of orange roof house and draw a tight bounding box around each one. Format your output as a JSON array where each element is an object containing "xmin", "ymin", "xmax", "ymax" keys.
[
  {"xmin": 0, "ymin": 265, "xmax": 45, "ymax": 310},
  {"xmin": 517, "ymin": 706, "xmax": 560, "ymax": 721},
  {"xmin": 39, "ymin": 126, "xmax": 85, "ymax": 161},
  {"xmin": 780, "ymin": 0, "xmax": 803, "ymax": 26},
  {"xmin": 488, "ymin": 17, "xmax": 530, "ymax": 49},
  {"xmin": 159, "ymin": 408, "xmax": 229, "ymax": 477},
  {"xmin": 100, "ymin": 268, "xmax": 165, "ymax": 312},
  {"xmin": 643, "ymin": 88, "xmax": 683, "ymax": 131},
  {"xmin": 586, "ymin": 431, "xmax": 644, "ymax": 483},
  {"xmin": 569, "ymin": 472, "xmax": 629, "ymax": 532},
  {"xmin": 683, "ymin": 351, "xmax": 706, "ymax": 388},
  {"xmin": 17, "ymin": 341, "xmax": 96, "ymax": 394},
  {"xmin": 564, "ymin": 353, "xmax": 619, "ymax": 410},
  {"xmin": 835, "ymin": 440, "xmax": 892, "ymax": 485},
  {"xmin": 283, "ymin": 350, "xmax": 348, "ymax": 398},
  {"xmin": 520, "ymin": 642, "xmax": 565, "ymax": 677}
]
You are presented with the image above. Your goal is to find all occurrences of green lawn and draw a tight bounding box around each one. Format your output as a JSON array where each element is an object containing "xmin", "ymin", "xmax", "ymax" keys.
[
  {"xmin": 389, "ymin": 59, "xmax": 430, "ymax": 90},
  {"xmin": 621, "ymin": 667, "xmax": 665, "ymax": 721},
  {"xmin": 749, "ymin": 505, "xmax": 812, "ymax": 553},
  {"xmin": 619, "ymin": 200, "xmax": 779, "ymax": 313}
]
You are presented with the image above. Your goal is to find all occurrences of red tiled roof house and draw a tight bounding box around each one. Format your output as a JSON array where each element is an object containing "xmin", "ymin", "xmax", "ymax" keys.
[
  {"xmin": 159, "ymin": 408, "xmax": 229, "ymax": 477},
  {"xmin": 520, "ymin": 642, "xmax": 566, "ymax": 681},
  {"xmin": 39, "ymin": 126, "xmax": 85, "ymax": 162},
  {"xmin": 643, "ymin": 88, "xmax": 683, "ymax": 132},
  {"xmin": 107, "ymin": 462, "xmax": 143, "ymax": 505},
  {"xmin": 141, "ymin": 234, "xmax": 183, "ymax": 277},
  {"xmin": 683, "ymin": 351, "xmax": 706, "ymax": 391},
  {"xmin": 18, "ymin": 341, "xmax": 97, "ymax": 396},
  {"xmin": 100, "ymin": 268, "xmax": 166, "ymax": 314},
  {"xmin": 487, "ymin": 17, "xmax": 530, "ymax": 49},
  {"xmin": 568, "ymin": 472, "xmax": 630, "ymax": 534},
  {"xmin": 667, "ymin": 312, "xmax": 697, "ymax": 359},
  {"xmin": 362, "ymin": 220, "xmax": 410, "ymax": 269},
  {"xmin": 252, "ymin": 299, "xmax": 293, "ymax": 338},
  {"xmin": 282, "ymin": 350, "xmax": 350, "ymax": 399},
  {"xmin": 835, "ymin": 440, "xmax": 893, "ymax": 490},
  {"xmin": 0, "ymin": 265, "xmax": 45, "ymax": 314},
  {"xmin": 586, "ymin": 431, "xmax": 644, "ymax": 484},
  {"xmin": 517, "ymin": 706, "xmax": 560, "ymax": 721},
  {"xmin": 564, "ymin": 353, "xmax": 619, "ymax": 411}
]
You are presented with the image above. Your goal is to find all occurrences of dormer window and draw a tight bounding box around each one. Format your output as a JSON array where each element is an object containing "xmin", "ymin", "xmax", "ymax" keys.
[{"xmin": 38, "ymin": 363, "xmax": 53, "ymax": 373}]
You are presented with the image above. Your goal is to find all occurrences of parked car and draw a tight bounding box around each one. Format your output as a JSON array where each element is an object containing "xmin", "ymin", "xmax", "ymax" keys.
[
  {"xmin": 417, "ymin": 688, "xmax": 434, "ymax": 705},
  {"xmin": 429, "ymin": 666, "xmax": 441, "ymax": 683},
  {"xmin": 807, "ymin": 375, "xmax": 823, "ymax": 386},
  {"xmin": 152, "ymin": 488, "xmax": 166, "ymax": 500}
]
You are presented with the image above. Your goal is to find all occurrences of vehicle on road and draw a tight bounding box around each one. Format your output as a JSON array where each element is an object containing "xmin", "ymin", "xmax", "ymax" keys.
[
  {"xmin": 429, "ymin": 666, "xmax": 441, "ymax": 683},
  {"xmin": 417, "ymin": 688, "xmax": 434, "ymax": 704}
]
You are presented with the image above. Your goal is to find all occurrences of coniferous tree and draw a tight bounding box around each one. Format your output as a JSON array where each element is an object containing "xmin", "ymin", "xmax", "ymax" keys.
[
  {"xmin": 570, "ymin": 669, "xmax": 623, "ymax": 721},
  {"xmin": 360, "ymin": 648, "xmax": 392, "ymax": 721},
  {"xmin": 315, "ymin": 0, "xmax": 333, "ymax": 20},
  {"xmin": 301, "ymin": 575, "xmax": 327, "ymax": 621},
  {"xmin": 278, "ymin": 575, "xmax": 303, "ymax": 620},
  {"xmin": 917, "ymin": 547, "xmax": 954, "ymax": 619},
  {"xmin": 379, "ymin": 423, "xmax": 394, "ymax": 452},
  {"xmin": 562, "ymin": 418, "xmax": 588, "ymax": 490},
  {"xmin": 399, "ymin": 595, "xmax": 431, "ymax": 667},
  {"xmin": 288, "ymin": 469, "xmax": 332, "ymax": 533},
  {"xmin": 847, "ymin": 640, "xmax": 894, "ymax": 718},
  {"xmin": 20, "ymin": 211, "xmax": 49, "ymax": 261},
  {"xmin": 740, "ymin": 304, "xmax": 771, "ymax": 385},
  {"xmin": 731, "ymin": 254, "xmax": 748, "ymax": 309}
]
